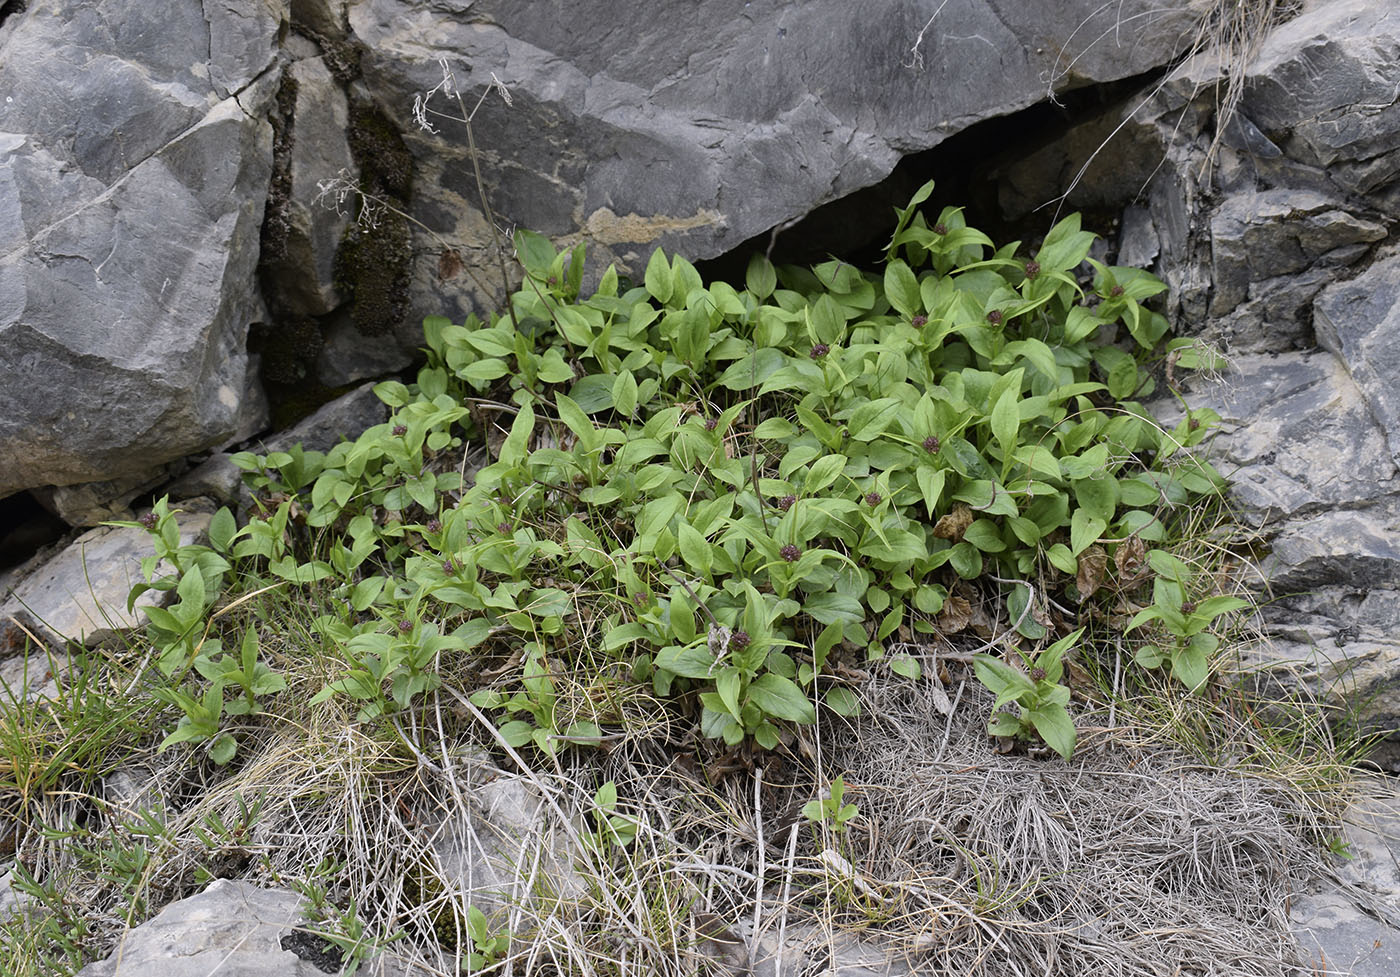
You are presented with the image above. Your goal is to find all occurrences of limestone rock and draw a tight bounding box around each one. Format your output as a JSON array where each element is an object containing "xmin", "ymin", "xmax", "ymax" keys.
[
  {"xmin": 426, "ymin": 757, "xmax": 584, "ymax": 921},
  {"xmin": 260, "ymin": 381, "xmax": 389, "ymax": 454},
  {"xmin": 343, "ymin": 0, "xmax": 1201, "ymax": 331},
  {"xmin": 261, "ymin": 54, "xmax": 354, "ymax": 319},
  {"xmin": 1207, "ymin": 190, "xmax": 1383, "ymax": 317},
  {"xmin": 0, "ymin": 509, "xmax": 212, "ymax": 648},
  {"xmin": 1292, "ymin": 783, "xmax": 1400, "ymax": 976},
  {"xmin": 1315, "ymin": 251, "xmax": 1400, "ymax": 466},
  {"xmin": 0, "ymin": 0, "xmax": 281, "ymax": 500},
  {"xmin": 75, "ymin": 879, "xmax": 323, "ymax": 977},
  {"xmin": 1165, "ymin": 352, "xmax": 1399, "ymax": 523}
]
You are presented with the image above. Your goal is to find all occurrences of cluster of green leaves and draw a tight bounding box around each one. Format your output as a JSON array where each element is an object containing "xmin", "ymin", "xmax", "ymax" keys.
[
  {"xmin": 109, "ymin": 499, "xmax": 286, "ymax": 765},
  {"xmin": 972, "ymin": 629, "xmax": 1082, "ymax": 759},
  {"xmin": 121, "ymin": 181, "xmax": 1239, "ymax": 761},
  {"xmin": 1126, "ymin": 551, "xmax": 1249, "ymax": 690},
  {"xmin": 802, "ymin": 775, "xmax": 859, "ymax": 834}
]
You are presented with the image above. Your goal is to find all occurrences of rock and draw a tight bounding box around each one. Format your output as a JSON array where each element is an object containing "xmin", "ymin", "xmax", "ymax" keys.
[
  {"xmin": 166, "ymin": 454, "xmax": 246, "ymax": 507},
  {"xmin": 0, "ymin": 0, "xmax": 281, "ymax": 500},
  {"xmin": 748, "ymin": 922, "xmax": 915, "ymax": 977},
  {"xmin": 75, "ymin": 878, "xmax": 325, "ymax": 977},
  {"xmin": 0, "ymin": 509, "xmax": 212, "ymax": 649},
  {"xmin": 40, "ymin": 468, "xmax": 179, "ymax": 528},
  {"xmin": 103, "ymin": 766, "xmax": 159, "ymax": 817},
  {"xmin": 0, "ymin": 870, "xmax": 35, "ymax": 923},
  {"xmin": 342, "ymin": 0, "xmax": 1201, "ymax": 337},
  {"xmin": 1291, "ymin": 782, "xmax": 1400, "ymax": 976},
  {"xmin": 260, "ymin": 382, "xmax": 389, "ymax": 454},
  {"xmin": 261, "ymin": 54, "xmax": 354, "ymax": 320},
  {"xmin": 426, "ymin": 757, "xmax": 584, "ymax": 922},
  {"xmin": 1241, "ymin": 1, "xmax": 1400, "ymax": 208},
  {"xmin": 1208, "ymin": 190, "xmax": 1384, "ymax": 317},
  {"xmin": 1315, "ymin": 252, "xmax": 1400, "ymax": 466},
  {"xmin": 1164, "ymin": 351, "xmax": 1399, "ymax": 524},
  {"xmin": 316, "ymin": 316, "xmax": 418, "ymax": 387}
]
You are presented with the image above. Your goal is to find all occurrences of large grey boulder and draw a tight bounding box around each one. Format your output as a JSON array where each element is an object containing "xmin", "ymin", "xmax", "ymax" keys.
[
  {"xmin": 0, "ymin": 0, "xmax": 282, "ymax": 503},
  {"xmin": 75, "ymin": 879, "xmax": 326, "ymax": 977},
  {"xmin": 1291, "ymin": 782, "xmax": 1400, "ymax": 977},
  {"xmin": 330, "ymin": 0, "xmax": 1202, "ymax": 345},
  {"xmin": 0, "ymin": 508, "xmax": 212, "ymax": 650}
]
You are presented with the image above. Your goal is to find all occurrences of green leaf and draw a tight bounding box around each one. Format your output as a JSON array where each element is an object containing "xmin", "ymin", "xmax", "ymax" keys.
[
  {"xmin": 209, "ymin": 733, "xmax": 237, "ymax": 766},
  {"xmin": 1070, "ymin": 509, "xmax": 1106, "ymax": 556},
  {"xmin": 746, "ymin": 253, "xmax": 777, "ymax": 299},
  {"xmin": 655, "ymin": 644, "xmax": 717, "ymax": 679},
  {"xmin": 803, "ymin": 591, "xmax": 865, "ymax": 625},
  {"xmin": 677, "ymin": 523, "xmax": 713, "ymax": 576},
  {"xmin": 916, "ymin": 467, "xmax": 946, "ymax": 518},
  {"xmin": 208, "ymin": 508, "xmax": 237, "ymax": 554},
  {"xmin": 884, "ymin": 260, "xmax": 922, "ymax": 318},
  {"xmin": 176, "ymin": 565, "xmax": 206, "ymax": 612},
  {"xmin": 1171, "ymin": 641, "xmax": 1210, "ymax": 691},
  {"xmin": 824, "ymin": 686, "xmax": 861, "ymax": 716},
  {"xmin": 715, "ymin": 667, "xmax": 743, "ymax": 719},
  {"xmin": 374, "ymin": 381, "xmax": 411, "ymax": 407},
  {"xmin": 747, "ymin": 674, "xmax": 816, "ymax": 723},
  {"xmin": 1073, "ymin": 476, "xmax": 1120, "ymax": 523},
  {"xmin": 847, "ymin": 398, "xmax": 901, "ymax": 442},
  {"xmin": 644, "ymin": 248, "xmax": 673, "ymax": 304},
  {"xmin": 804, "ymin": 454, "xmax": 847, "ymax": 494},
  {"xmin": 1026, "ymin": 703, "xmax": 1076, "ymax": 760},
  {"xmin": 612, "ymin": 371, "xmax": 639, "ymax": 417},
  {"xmin": 990, "ymin": 386, "xmax": 1020, "ymax": 465},
  {"xmin": 972, "ymin": 654, "xmax": 1034, "ymax": 699}
]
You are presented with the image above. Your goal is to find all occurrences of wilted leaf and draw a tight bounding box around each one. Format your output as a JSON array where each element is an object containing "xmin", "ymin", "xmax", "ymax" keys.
[
  {"xmin": 933, "ymin": 503, "xmax": 974, "ymax": 542},
  {"xmin": 1076, "ymin": 544, "xmax": 1107, "ymax": 598},
  {"xmin": 938, "ymin": 595, "xmax": 973, "ymax": 634},
  {"xmin": 1114, "ymin": 535, "xmax": 1149, "ymax": 586}
]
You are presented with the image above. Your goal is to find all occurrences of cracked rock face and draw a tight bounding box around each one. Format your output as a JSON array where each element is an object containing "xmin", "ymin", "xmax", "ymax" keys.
[
  {"xmin": 343, "ymin": 0, "xmax": 1201, "ymax": 331},
  {"xmin": 0, "ymin": 0, "xmax": 281, "ymax": 508}
]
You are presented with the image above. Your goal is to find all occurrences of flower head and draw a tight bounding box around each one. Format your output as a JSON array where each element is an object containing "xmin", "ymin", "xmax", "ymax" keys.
[{"xmin": 780, "ymin": 544, "xmax": 802, "ymax": 563}]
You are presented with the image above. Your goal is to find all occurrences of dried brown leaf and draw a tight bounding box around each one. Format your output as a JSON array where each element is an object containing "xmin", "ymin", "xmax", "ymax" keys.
[
  {"xmin": 1077, "ymin": 544, "xmax": 1108, "ymax": 598},
  {"xmin": 933, "ymin": 503, "xmax": 974, "ymax": 542},
  {"xmin": 938, "ymin": 595, "xmax": 973, "ymax": 634},
  {"xmin": 1115, "ymin": 535, "xmax": 1149, "ymax": 586},
  {"xmin": 438, "ymin": 249, "xmax": 463, "ymax": 280}
]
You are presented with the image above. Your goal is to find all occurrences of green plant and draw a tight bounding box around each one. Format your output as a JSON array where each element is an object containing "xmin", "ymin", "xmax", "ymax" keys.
[
  {"xmin": 801, "ymin": 775, "xmax": 859, "ymax": 834},
  {"xmin": 1126, "ymin": 550, "xmax": 1249, "ymax": 690},
  {"xmin": 121, "ymin": 179, "xmax": 1226, "ymax": 763},
  {"xmin": 973, "ymin": 629, "xmax": 1082, "ymax": 759},
  {"xmin": 465, "ymin": 905, "xmax": 510, "ymax": 971},
  {"xmin": 587, "ymin": 780, "xmax": 639, "ymax": 853}
]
